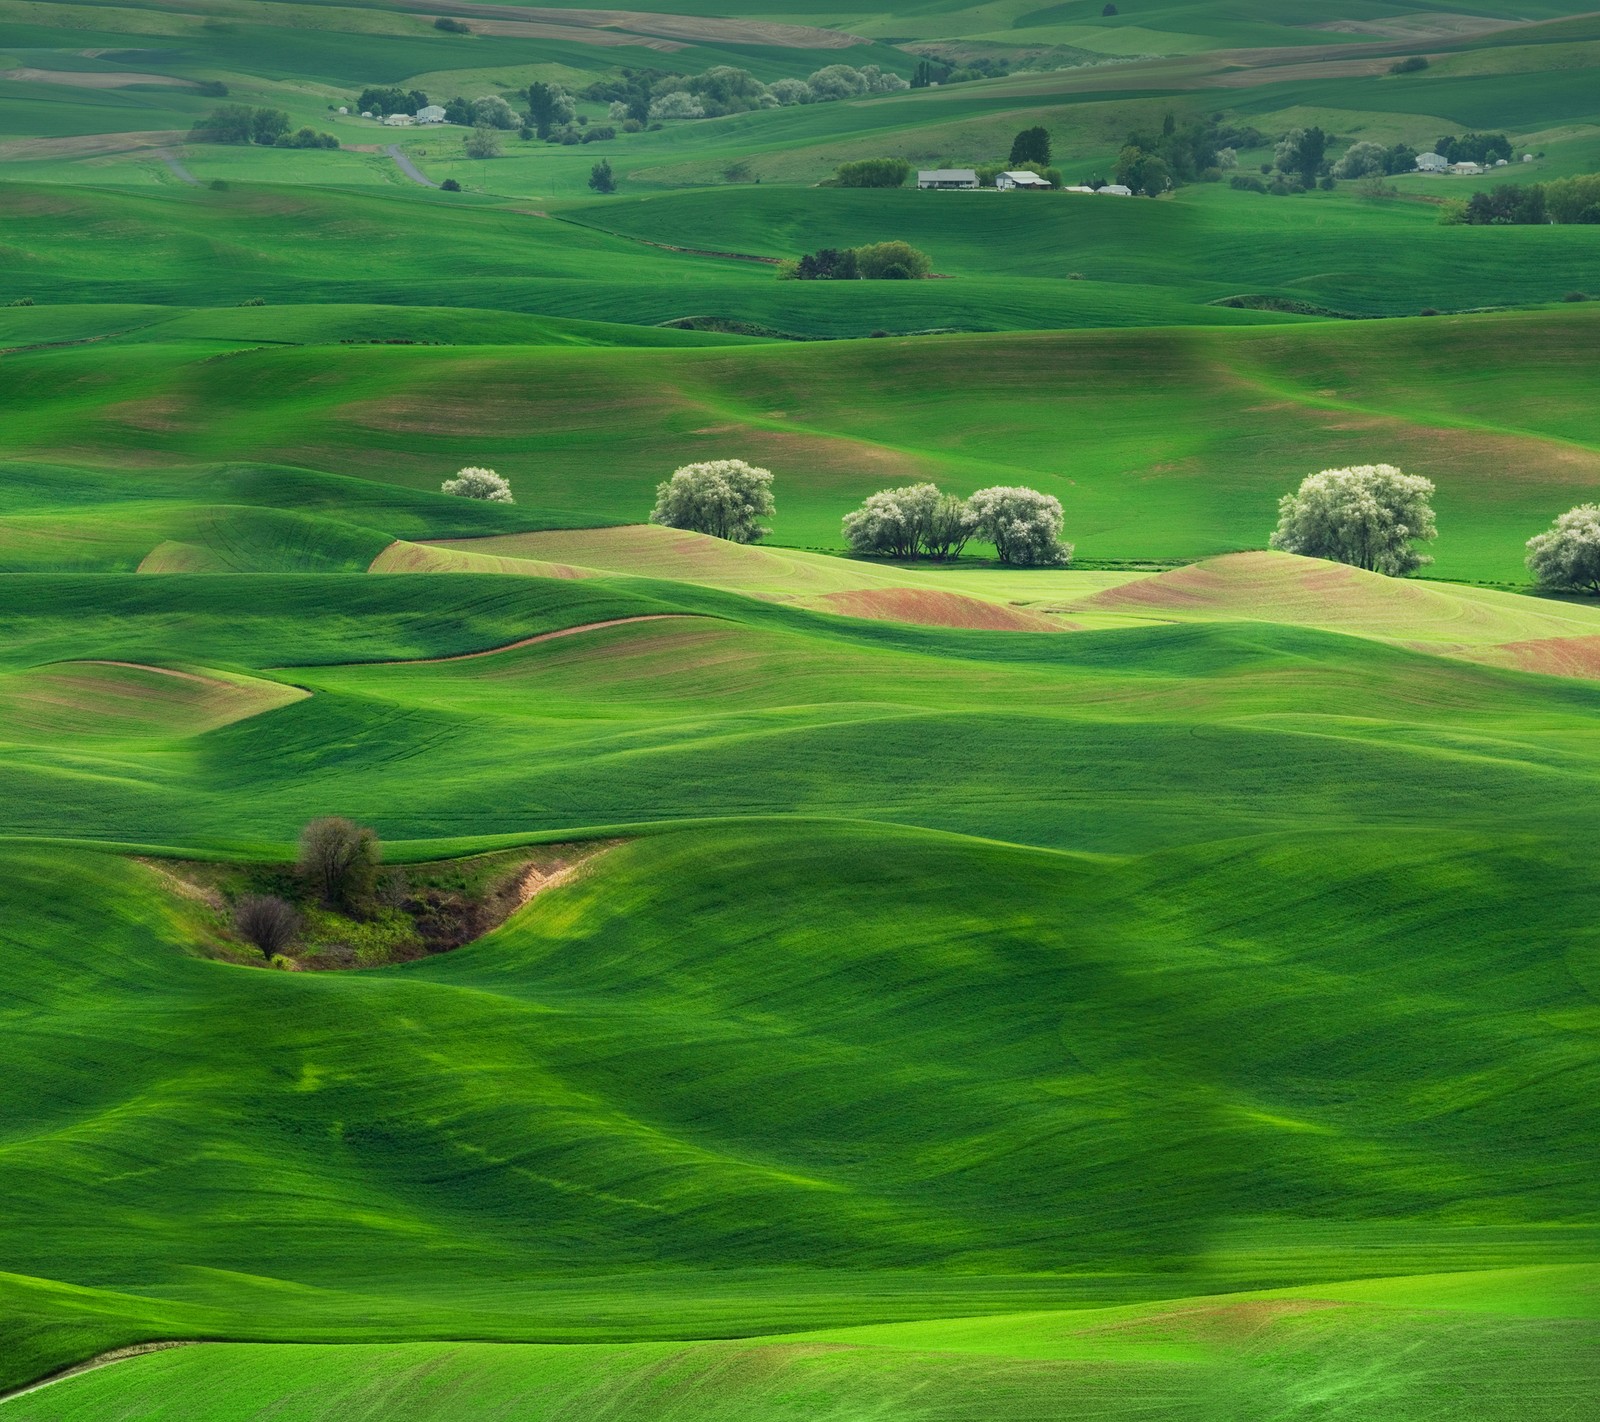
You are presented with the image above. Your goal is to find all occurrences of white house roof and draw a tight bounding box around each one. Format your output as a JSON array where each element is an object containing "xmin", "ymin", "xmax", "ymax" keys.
[
  {"xmin": 1000, "ymin": 170, "xmax": 1051, "ymax": 185},
  {"xmin": 919, "ymin": 169, "xmax": 977, "ymax": 182},
  {"xmin": 1063, "ymin": 184, "xmax": 1094, "ymax": 192},
  {"xmin": 1097, "ymin": 184, "xmax": 1133, "ymax": 195}
]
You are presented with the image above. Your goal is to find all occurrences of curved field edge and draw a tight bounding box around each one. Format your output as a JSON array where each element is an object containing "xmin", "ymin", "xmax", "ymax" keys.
[{"xmin": 4, "ymin": 1265, "xmax": 1597, "ymax": 1420}]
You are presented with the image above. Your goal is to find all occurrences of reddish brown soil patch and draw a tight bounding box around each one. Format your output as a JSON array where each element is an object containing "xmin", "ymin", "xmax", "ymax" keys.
[
  {"xmin": 1474, "ymin": 634, "xmax": 1600, "ymax": 681},
  {"xmin": 810, "ymin": 588, "xmax": 1067, "ymax": 631},
  {"xmin": 0, "ymin": 130, "xmax": 183, "ymax": 160}
]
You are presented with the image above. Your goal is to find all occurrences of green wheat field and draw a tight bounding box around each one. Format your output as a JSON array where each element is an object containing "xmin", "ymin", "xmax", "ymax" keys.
[{"xmin": 0, "ymin": 0, "xmax": 1597, "ymax": 1415}]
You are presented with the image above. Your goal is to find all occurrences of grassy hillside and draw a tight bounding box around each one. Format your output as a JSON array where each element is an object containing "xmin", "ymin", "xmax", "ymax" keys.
[
  {"xmin": 10, "ymin": 1266, "xmax": 1599, "ymax": 1421},
  {"xmin": 2, "ymin": 304, "xmax": 1596, "ymax": 578},
  {"xmin": 2, "ymin": 811, "xmax": 1598, "ymax": 1391},
  {"xmin": 2, "ymin": 1, "xmax": 1598, "ymax": 1414}
]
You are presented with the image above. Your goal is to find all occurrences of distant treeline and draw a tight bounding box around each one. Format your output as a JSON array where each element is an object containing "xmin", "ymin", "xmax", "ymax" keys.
[
  {"xmin": 1450, "ymin": 174, "xmax": 1600, "ymax": 225},
  {"xmin": 191, "ymin": 105, "xmax": 337, "ymax": 148}
]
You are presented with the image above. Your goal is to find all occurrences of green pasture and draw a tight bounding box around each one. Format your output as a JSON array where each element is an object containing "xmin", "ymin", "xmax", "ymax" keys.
[
  {"xmin": 1, "ymin": 3, "xmax": 1599, "ymax": 1414},
  {"xmin": 9, "ymin": 1265, "xmax": 1598, "ymax": 1421},
  {"xmin": 2, "ymin": 304, "xmax": 1597, "ymax": 578},
  {"xmin": 1, "ymin": 701, "xmax": 1599, "ymax": 1382}
]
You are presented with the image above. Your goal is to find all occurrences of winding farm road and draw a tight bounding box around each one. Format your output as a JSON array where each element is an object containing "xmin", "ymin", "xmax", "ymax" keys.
[
  {"xmin": 155, "ymin": 147, "xmax": 198, "ymax": 185},
  {"xmin": 385, "ymin": 143, "xmax": 438, "ymax": 188}
]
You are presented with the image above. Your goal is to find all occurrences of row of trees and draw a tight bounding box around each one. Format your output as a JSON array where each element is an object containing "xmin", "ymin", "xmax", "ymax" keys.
[
  {"xmin": 1107, "ymin": 113, "xmax": 1265, "ymax": 195},
  {"xmin": 442, "ymin": 454, "xmax": 1600, "ymax": 596},
  {"xmin": 1269, "ymin": 464, "xmax": 1600, "ymax": 596},
  {"xmin": 190, "ymin": 105, "xmax": 336, "ymax": 149},
  {"xmin": 645, "ymin": 462, "xmax": 1070, "ymax": 566},
  {"xmin": 576, "ymin": 63, "xmax": 909, "ymax": 127},
  {"xmin": 778, "ymin": 241, "xmax": 933, "ymax": 281},
  {"xmin": 843, "ymin": 483, "xmax": 1071, "ymax": 566},
  {"xmin": 1448, "ymin": 174, "xmax": 1600, "ymax": 226}
]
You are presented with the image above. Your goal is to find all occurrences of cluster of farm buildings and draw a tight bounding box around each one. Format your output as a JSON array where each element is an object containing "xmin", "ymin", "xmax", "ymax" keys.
[
  {"xmin": 1413, "ymin": 152, "xmax": 1532, "ymax": 174},
  {"xmin": 917, "ymin": 169, "xmax": 1132, "ymax": 194}
]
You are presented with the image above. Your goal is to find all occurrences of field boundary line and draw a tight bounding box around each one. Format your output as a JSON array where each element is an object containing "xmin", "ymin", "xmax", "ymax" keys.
[{"xmin": 0, "ymin": 1342, "xmax": 195, "ymax": 1408}]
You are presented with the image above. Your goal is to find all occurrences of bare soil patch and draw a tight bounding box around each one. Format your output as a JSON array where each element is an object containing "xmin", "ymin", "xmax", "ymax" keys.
[
  {"xmin": 0, "ymin": 130, "xmax": 182, "ymax": 161},
  {"xmin": 0, "ymin": 67, "xmax": 197, "ymax": 89},
  {"xmin": 808, "ymin": 587, "xmax": 1067, "ymax": 631},
  {"xmin": 1309, "ymin": 13, "xmax": 1523, "ymax": 39},
  {"xmin": 1469, "ymin": 633, "xmax": 1600, "ymax": 682},
  {"xmin": 403, "ymin": 0, "xmax": 862, "ymax": 48}
]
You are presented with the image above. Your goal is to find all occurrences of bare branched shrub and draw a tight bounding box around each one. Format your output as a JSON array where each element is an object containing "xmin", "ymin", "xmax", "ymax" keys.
[
  {"xmin": 298, "ymin": 816, "xmax": 381, "ymax": 910},
  {"xmin": 234, "ymin": 894, "xmax": 300, "ymax": 960}
]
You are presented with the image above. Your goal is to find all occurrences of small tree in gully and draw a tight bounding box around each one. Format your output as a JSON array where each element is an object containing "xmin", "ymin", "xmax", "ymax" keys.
[
  {"xmin": 233, "ymin": 894, "xmax": 300, "ymax": 960},
  {"xmin": 299, "ymin": 817, "xmax": 381, "ymax": 912}
]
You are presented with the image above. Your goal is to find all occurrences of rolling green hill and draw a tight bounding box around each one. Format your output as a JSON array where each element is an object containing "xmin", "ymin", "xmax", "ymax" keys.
[{"xmin": 2, "ymin": 1, "xmax": 1598, "ymax": 1416}]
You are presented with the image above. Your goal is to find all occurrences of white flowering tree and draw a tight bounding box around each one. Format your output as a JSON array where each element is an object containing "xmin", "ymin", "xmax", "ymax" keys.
[
  {"xmin": 968, "ymin": 486, "xmax": 1072, "ymax": 566},
  {"xmin": 1269, "ymin": 464, "xmax": 1435, "ymax": 576},
  {"xmin": 768, "ymin": 78, "xmax": 812, "ymax": 106},
  {"xmin": 650, "ymin": 459, "xmax": 774, "ymax": 542},
  {"xmin": 1526, "ymin": 504, "xmax": 1600, "ymax": 594},
  {"xmin": 842, "ymin": 483, "xmax": 976, "ymax": 559},
  {"xmin": 648, "ymin": 91, "xmax": 705, "ymax": 120},
  {"xmin": 441, "ymin": 467, "xmax": 513, "ymax": 503}
]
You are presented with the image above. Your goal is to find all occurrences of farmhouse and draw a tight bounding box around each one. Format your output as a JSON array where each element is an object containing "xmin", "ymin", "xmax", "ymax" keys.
[
  {"xmin": 1096, "ymin": 184, "xmax": 1133, "ymax": 195},
  {"xmin": 917, "ymin": 169, "xmax": 978, "ymax": 190},
  {"xmin": 1451, "ymin": 161, "xmax": 1484, "ymax": 176},
  {"xmin": 1415, "ymin": 152, "xmax": 1448, "ymax": 172},
  {"xmin": 416, "ymin": 105, "xmax": 446, "ymax": 124},
  {"xmin": 382, "ymin": 112, "xmax": 413, "ymax": 127},
  {"xmin": 996, "ymin": 170, "xmax": 1052, "ymax": 190}
]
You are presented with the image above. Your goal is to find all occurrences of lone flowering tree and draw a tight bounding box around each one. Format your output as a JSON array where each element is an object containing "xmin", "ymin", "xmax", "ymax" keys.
[
  {"xmin": 1526, "ymin": 504, "xmax": 1600, "ymax": 595},
  {"xmin": 1269, "ymin": 464, "xmax": 1436, "ymax": 576},
  {"xmin": 649, "ymin": 459, "xmax": 775, "ymax": 542},
  {"xmin": 441, "ymin": 467, "xmax": 513, "ymax": 503},
  {"xmin": 967, "ymin": 485, "xmax": 1072, "ymax": 566}
]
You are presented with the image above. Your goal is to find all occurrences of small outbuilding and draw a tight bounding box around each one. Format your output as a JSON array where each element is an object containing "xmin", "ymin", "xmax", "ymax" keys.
[
  {"xmin": 1063, "ymin": 184, "xmax": 1095, "ymax": 193},
  {"xmin": 1415, "ymin": 152, "xmax": 1448, "ymax": 172},
  {"xmin": 1523, "ymin": 153, "xmax": 1534, "ymax": 162},
  {"xmin": 416, "ymin": 105, "xmax": 447, "ymax": 124},
  {"xmin": 996, "ymin": 170, "xmax": 1052, "ymax": 190},
  {"xmin": 917, "ymin": 168, "xmax": 979, "ymax": 190},
  {"xmin": 1096, "ymin": 183, "xmax": 1133, "ymax": 195}
]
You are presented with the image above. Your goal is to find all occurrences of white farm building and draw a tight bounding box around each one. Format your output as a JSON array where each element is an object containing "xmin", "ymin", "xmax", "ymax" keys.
[
  {"xmin": 1096, "ymin": 184, "xmax": 1133, "ymax": 195},
  {"xmin": 381, "ymin": 112, "xmax": 414, "ymax": 127},
  {"xmin": 1415, "ymin": 152, "xmax": 1448, "ymax": 172},
  {"xmin": 917, "ymin": 169, "xmax": 978, "ymax": 190},
  {"xmin": 996, "ymin": 170, "xmax": 1052, "ymax": 190},
  {"xmin": 416, "ymin": 105, "xmax": 447, "ymax": 124}
]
